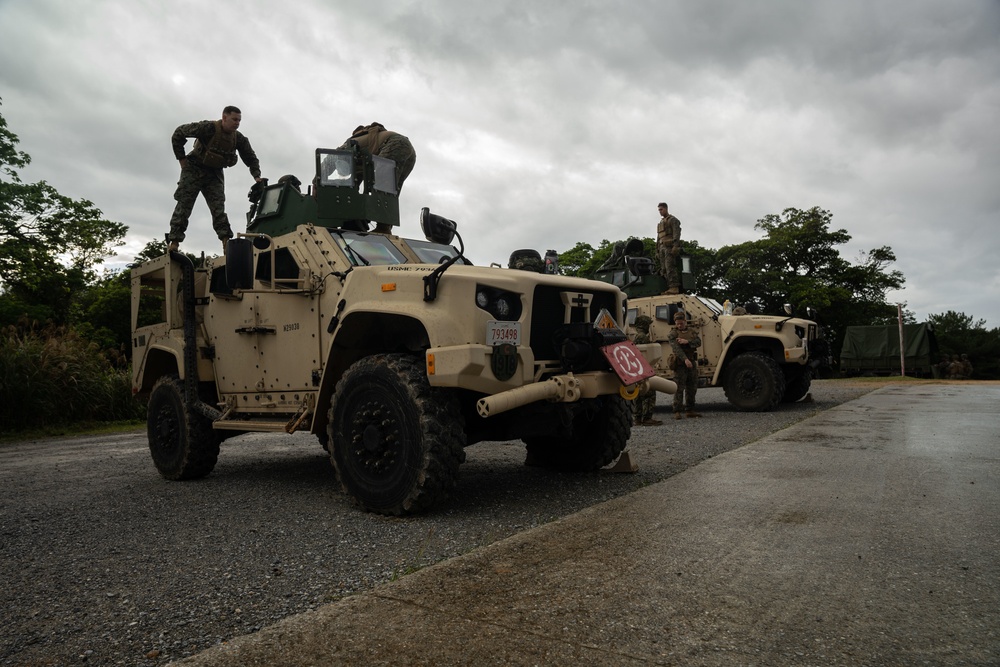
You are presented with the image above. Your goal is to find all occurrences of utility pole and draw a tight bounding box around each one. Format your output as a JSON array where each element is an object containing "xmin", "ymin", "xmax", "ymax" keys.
[{"xmin": 897, "ymin": 304, "xmax": 906, "ymax": 377}]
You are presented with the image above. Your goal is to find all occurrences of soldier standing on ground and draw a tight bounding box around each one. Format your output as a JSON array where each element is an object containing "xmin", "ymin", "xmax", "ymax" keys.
[
  {"xmin": 935, "ymin": 354, "xmax": 951, "ymax": 379},
  {"xmin": 656, "ymin": 202, "xmax": 682, "ymax": 294},
  {"xmin": 167, "ymin": 106, "xmax": 262, "ymax": 253},
  {"xmin": 960, "ymin": 353, "xmax": 973, "ymax": 379},
  {"xmin": 668, "ymin": 310, "xmax": 701, "ymax": 419},
  {"xmin": 948, "ymin": 354, "xmax": 962, "ymax": 379},
  {"xmin": 631, "ymin": 316, "xmax": 662, "ymax": 426}
]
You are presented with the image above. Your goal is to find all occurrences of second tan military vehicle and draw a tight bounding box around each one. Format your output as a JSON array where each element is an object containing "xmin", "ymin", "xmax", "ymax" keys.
[{"xmin": 593, "ymin": 239, "xmax": 831, "ymax": 411}]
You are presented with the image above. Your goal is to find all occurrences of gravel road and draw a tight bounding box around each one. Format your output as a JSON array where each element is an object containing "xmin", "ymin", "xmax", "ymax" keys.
[{"xmin": 1, "ymin": 381, "xmax": 875, "ymax": 666}]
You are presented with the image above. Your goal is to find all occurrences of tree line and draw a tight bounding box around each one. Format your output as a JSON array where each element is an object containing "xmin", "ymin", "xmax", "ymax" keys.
[{"xmin": 1, "ymin": 103, "xmax": 997, "ymax": 432}]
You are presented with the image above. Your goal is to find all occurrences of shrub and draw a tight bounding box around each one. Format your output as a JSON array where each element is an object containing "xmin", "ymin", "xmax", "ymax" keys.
[{"xmin": 0, "ymin": 322, "xmax": 145, "ymax": 432}]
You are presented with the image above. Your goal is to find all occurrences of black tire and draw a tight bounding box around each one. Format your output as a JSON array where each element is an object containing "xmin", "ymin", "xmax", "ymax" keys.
[
  {"xmin": 782, "ymin": 366, "xmax": 813, "ymax": 403},
  {"xmin": 723, "ymin": 352, "xmax": 786, "ymax": 412},
  {"xmin": 523, "ymin": 396, "xmax": 631, "ymax": 471},
  {"xmin": 146, "ymin": 375, "xmax": 220, "ymax": 480},
  {"xmin": 328, "ymin": 354, "xmax": 466, "ymax": 515}
]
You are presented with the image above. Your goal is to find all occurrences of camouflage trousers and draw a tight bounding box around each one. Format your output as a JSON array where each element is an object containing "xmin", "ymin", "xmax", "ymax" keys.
[
  {"xmin": 672, "ymin": 364, "xmax": 698, "ymax": 412},
  {"xmin": 657, "ymin": 246, "xmax": 680, "ymax": 291},
  {"xmin": 378, "ymin": 134, "xmax": 416, "ymax": 193},
  {"xmin": 632, "ymin": 390, "xmax": 656, "ymax": 423},
  {"xmin": 168, "ymin": 163, "xmax": 233, "ymax": 243}
]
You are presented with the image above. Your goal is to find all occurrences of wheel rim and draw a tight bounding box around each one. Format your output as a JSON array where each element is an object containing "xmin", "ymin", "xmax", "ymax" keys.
[
  {"xmin": 736, "ymin": 369, "xmax": 762, "ymax": 397},
  {"xmin": 349, "ymin": 398, "xmax": 404, "ymax": 477}
]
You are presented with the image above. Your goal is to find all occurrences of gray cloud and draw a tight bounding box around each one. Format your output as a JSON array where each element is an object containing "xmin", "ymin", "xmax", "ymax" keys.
[{"xmin": 1, "ymin": 0, "xmax": 997, "ymax": 327}]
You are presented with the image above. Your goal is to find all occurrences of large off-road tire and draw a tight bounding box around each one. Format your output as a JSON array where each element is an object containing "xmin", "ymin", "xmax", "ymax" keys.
[
  {"xmin": 328, "ymin": 354, "xmax": 466, "ymax": 516},
  {"xmin": 523, "ymin": 396, "xmax": 631, "ymax": 471},
  {"xmin": 782, "ymin": 366, "xmax": 813, "ymax": 403},
  {"xmin": 146, "ymin": 375, "xmax": 220, "ymax": 480},
  {"xmin": 723, "ymin": 352, "xmax": 786, "ymax": 412}
]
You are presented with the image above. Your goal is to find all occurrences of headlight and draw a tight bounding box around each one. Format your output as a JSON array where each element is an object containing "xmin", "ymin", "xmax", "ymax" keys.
[
  {"xmin": 494, "ymin": 296, "xmax": 513, "ymax": 319},
  {"xmin": 475, "ymin": 285, "xmax": 522, "ymax": 321}
]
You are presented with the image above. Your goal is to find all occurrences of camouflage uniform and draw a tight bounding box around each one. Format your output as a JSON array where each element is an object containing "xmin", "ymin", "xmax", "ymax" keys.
[
  {"xmin": 960, "ymin": 354, "xmax": 973, "ymax": 379},
  {"xmin": 935, "ymin": 355, "xmax": 951, "ymax": 379},
  {"xmin": 340, "ymin": 122, "xmax": 416, "ymax": 193},
  {"xmin": 631, "ymin": 316, "xmax": 658, "ymax": 425},
  {"xmin": 168, "ymin": 119, "xmax": 261, "ymax": 244},
  {"xmin": 948, "ymin": 354, "xmax": 962, "ymax": 379},
  {"xmin": 656, "ymin": 210, "xmax": 682, "ymax": 292},
  {"xmin": 667, "ymin": 313, "xmax": 701, "ymax": 417}
]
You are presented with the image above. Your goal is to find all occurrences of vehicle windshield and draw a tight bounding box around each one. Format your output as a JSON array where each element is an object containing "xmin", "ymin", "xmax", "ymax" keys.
[
  {"xmin": 332, "ymin": 231, "xmax": 408, "ymax": 266},
  {"xmin": 405, "ymin": 238, "xmax": 468, "ymax": 265}
]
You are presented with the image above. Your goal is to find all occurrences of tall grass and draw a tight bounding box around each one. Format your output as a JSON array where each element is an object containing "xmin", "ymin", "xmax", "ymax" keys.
[{"xmin": 0, "ymin": 323, "xmax": 145, "ymax": 432}]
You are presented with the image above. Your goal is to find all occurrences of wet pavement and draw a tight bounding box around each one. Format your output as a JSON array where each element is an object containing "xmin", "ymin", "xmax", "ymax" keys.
[{"xmin": 175, "ymin": 384, "xmax": 1000, "ymax": 666}]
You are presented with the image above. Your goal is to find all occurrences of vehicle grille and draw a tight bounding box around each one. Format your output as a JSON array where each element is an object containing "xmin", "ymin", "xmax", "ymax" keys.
[{"xmin": 529, "ymin": 285, "xmax": 620, "ymax": 369}]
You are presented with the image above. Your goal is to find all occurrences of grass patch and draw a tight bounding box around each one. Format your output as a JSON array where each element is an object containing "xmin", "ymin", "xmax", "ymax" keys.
[{"xmin": 0, "ymin": 419, "xmax": 144, "ymax": 444}]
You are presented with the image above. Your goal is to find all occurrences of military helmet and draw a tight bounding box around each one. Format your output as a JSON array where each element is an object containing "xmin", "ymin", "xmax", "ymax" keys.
[
  {"xmin": 633, "ymin": 315, "xmax": 652, "ymax": 331},
  {"xmin": 508, "ymin": 249, "xmax": 545, "ymax": 273}
]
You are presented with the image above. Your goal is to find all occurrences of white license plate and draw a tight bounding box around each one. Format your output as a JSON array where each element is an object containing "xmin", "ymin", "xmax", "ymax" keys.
[{"xmin": 487, "ymin": 320, "xmax": 521, "ymax": 346}]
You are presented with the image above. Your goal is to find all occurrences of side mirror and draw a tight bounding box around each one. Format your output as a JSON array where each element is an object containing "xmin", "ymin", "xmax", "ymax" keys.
[
  {"xmin": 783, "ymin": 303, "xmax": 793, "ymax": 315},
  {"xmin": 420, "ymin": 207, "xmax": 457, "ymax": 245},
  {"xmin": 627, "ymin": 256, "xmax": 654, "ymax": 277}
]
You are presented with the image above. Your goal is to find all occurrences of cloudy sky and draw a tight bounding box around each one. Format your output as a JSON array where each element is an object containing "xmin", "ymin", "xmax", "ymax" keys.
[{"xmin": 1, "ymin": 0, "xmax": 998, "ymax": 327}]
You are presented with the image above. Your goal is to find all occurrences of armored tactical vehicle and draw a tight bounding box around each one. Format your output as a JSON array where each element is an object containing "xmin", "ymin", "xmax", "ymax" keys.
[
  {"xmin": 593, "ymin": 239, "xmax": 831, "ymax": 411},
  {"xmin": 131, "ymin": 146, "xmax": 673, "ymax": 515}
]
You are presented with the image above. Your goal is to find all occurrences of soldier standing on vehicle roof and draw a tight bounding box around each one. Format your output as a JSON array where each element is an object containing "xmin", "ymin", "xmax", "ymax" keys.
[
  {"xmin": 656, "ymin": 202, "xmax": 682, "ymax": 294},
  {"xmin": 167, "ymin": 106, "xmax": 262, "ymax": 254},
  {"xmin": 668, "ymin": 310, "xmax": 701, "ymax": 419},
  {"xmin": 631, "ymin": 315, "xmax": 662, "ymax": 426}
]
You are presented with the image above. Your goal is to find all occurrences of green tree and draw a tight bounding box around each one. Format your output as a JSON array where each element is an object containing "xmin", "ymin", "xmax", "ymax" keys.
[
  {"xmin": 557, "ymin": 241, "xmax": 600, "ymax": 277},
  {"xmin": 712, "ymin": 207, "xmax": 904, "ymax": 352},
  {"xmin": 0, "ymin": 100, "xmax": 127, "ymax": 326}
]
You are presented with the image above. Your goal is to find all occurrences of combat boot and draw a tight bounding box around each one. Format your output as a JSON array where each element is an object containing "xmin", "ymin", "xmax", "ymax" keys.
[
  {"xmin": 167, "ymin": 241, "xmax": 179, "ymax": 253},
  {"xmin": 222, "ymin": 237, "xmax": 229, "ymax": 254},
  {"xmin": 673, "ymin": 412, "xmax": 683, "ymax": 420},
  {"xmin": 686, "ymin": 410, "xmax": 702, "ymax": 418}
]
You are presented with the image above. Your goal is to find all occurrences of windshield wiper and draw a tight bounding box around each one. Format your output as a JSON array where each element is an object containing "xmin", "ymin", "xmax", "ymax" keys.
[{"xmin": 335, "ymin": 232, "xmax": 371, "ymax": 266}]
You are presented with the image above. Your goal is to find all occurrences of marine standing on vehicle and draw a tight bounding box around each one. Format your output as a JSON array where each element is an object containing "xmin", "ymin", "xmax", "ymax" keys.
[
  {"xmin": 167, "ymin": 106, "xmax": 263, "ymax": 253},
  {"xmin": 655, "ymin": 202, "xmax": 682, "ymax": 294}
]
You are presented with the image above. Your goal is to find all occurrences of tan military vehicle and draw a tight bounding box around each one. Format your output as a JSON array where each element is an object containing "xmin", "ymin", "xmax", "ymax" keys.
[
  {"xmin": 593, "ymin": 239, "xmax": 831, "ymax": 411},
  {"xmin": 131, "ymin": 146, "xmax": 672, "ymax": 515}
]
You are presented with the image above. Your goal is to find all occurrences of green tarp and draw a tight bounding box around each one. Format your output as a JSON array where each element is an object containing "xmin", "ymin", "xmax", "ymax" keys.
[{"xmin": 840, "ymin": 323, "xmax": 939, "ymax": 373}]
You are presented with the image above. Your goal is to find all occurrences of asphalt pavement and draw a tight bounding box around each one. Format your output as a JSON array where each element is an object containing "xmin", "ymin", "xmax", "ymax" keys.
[{"xmin": 175, "ymin": 384, "xmax": 1000, "ymax": 666}]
